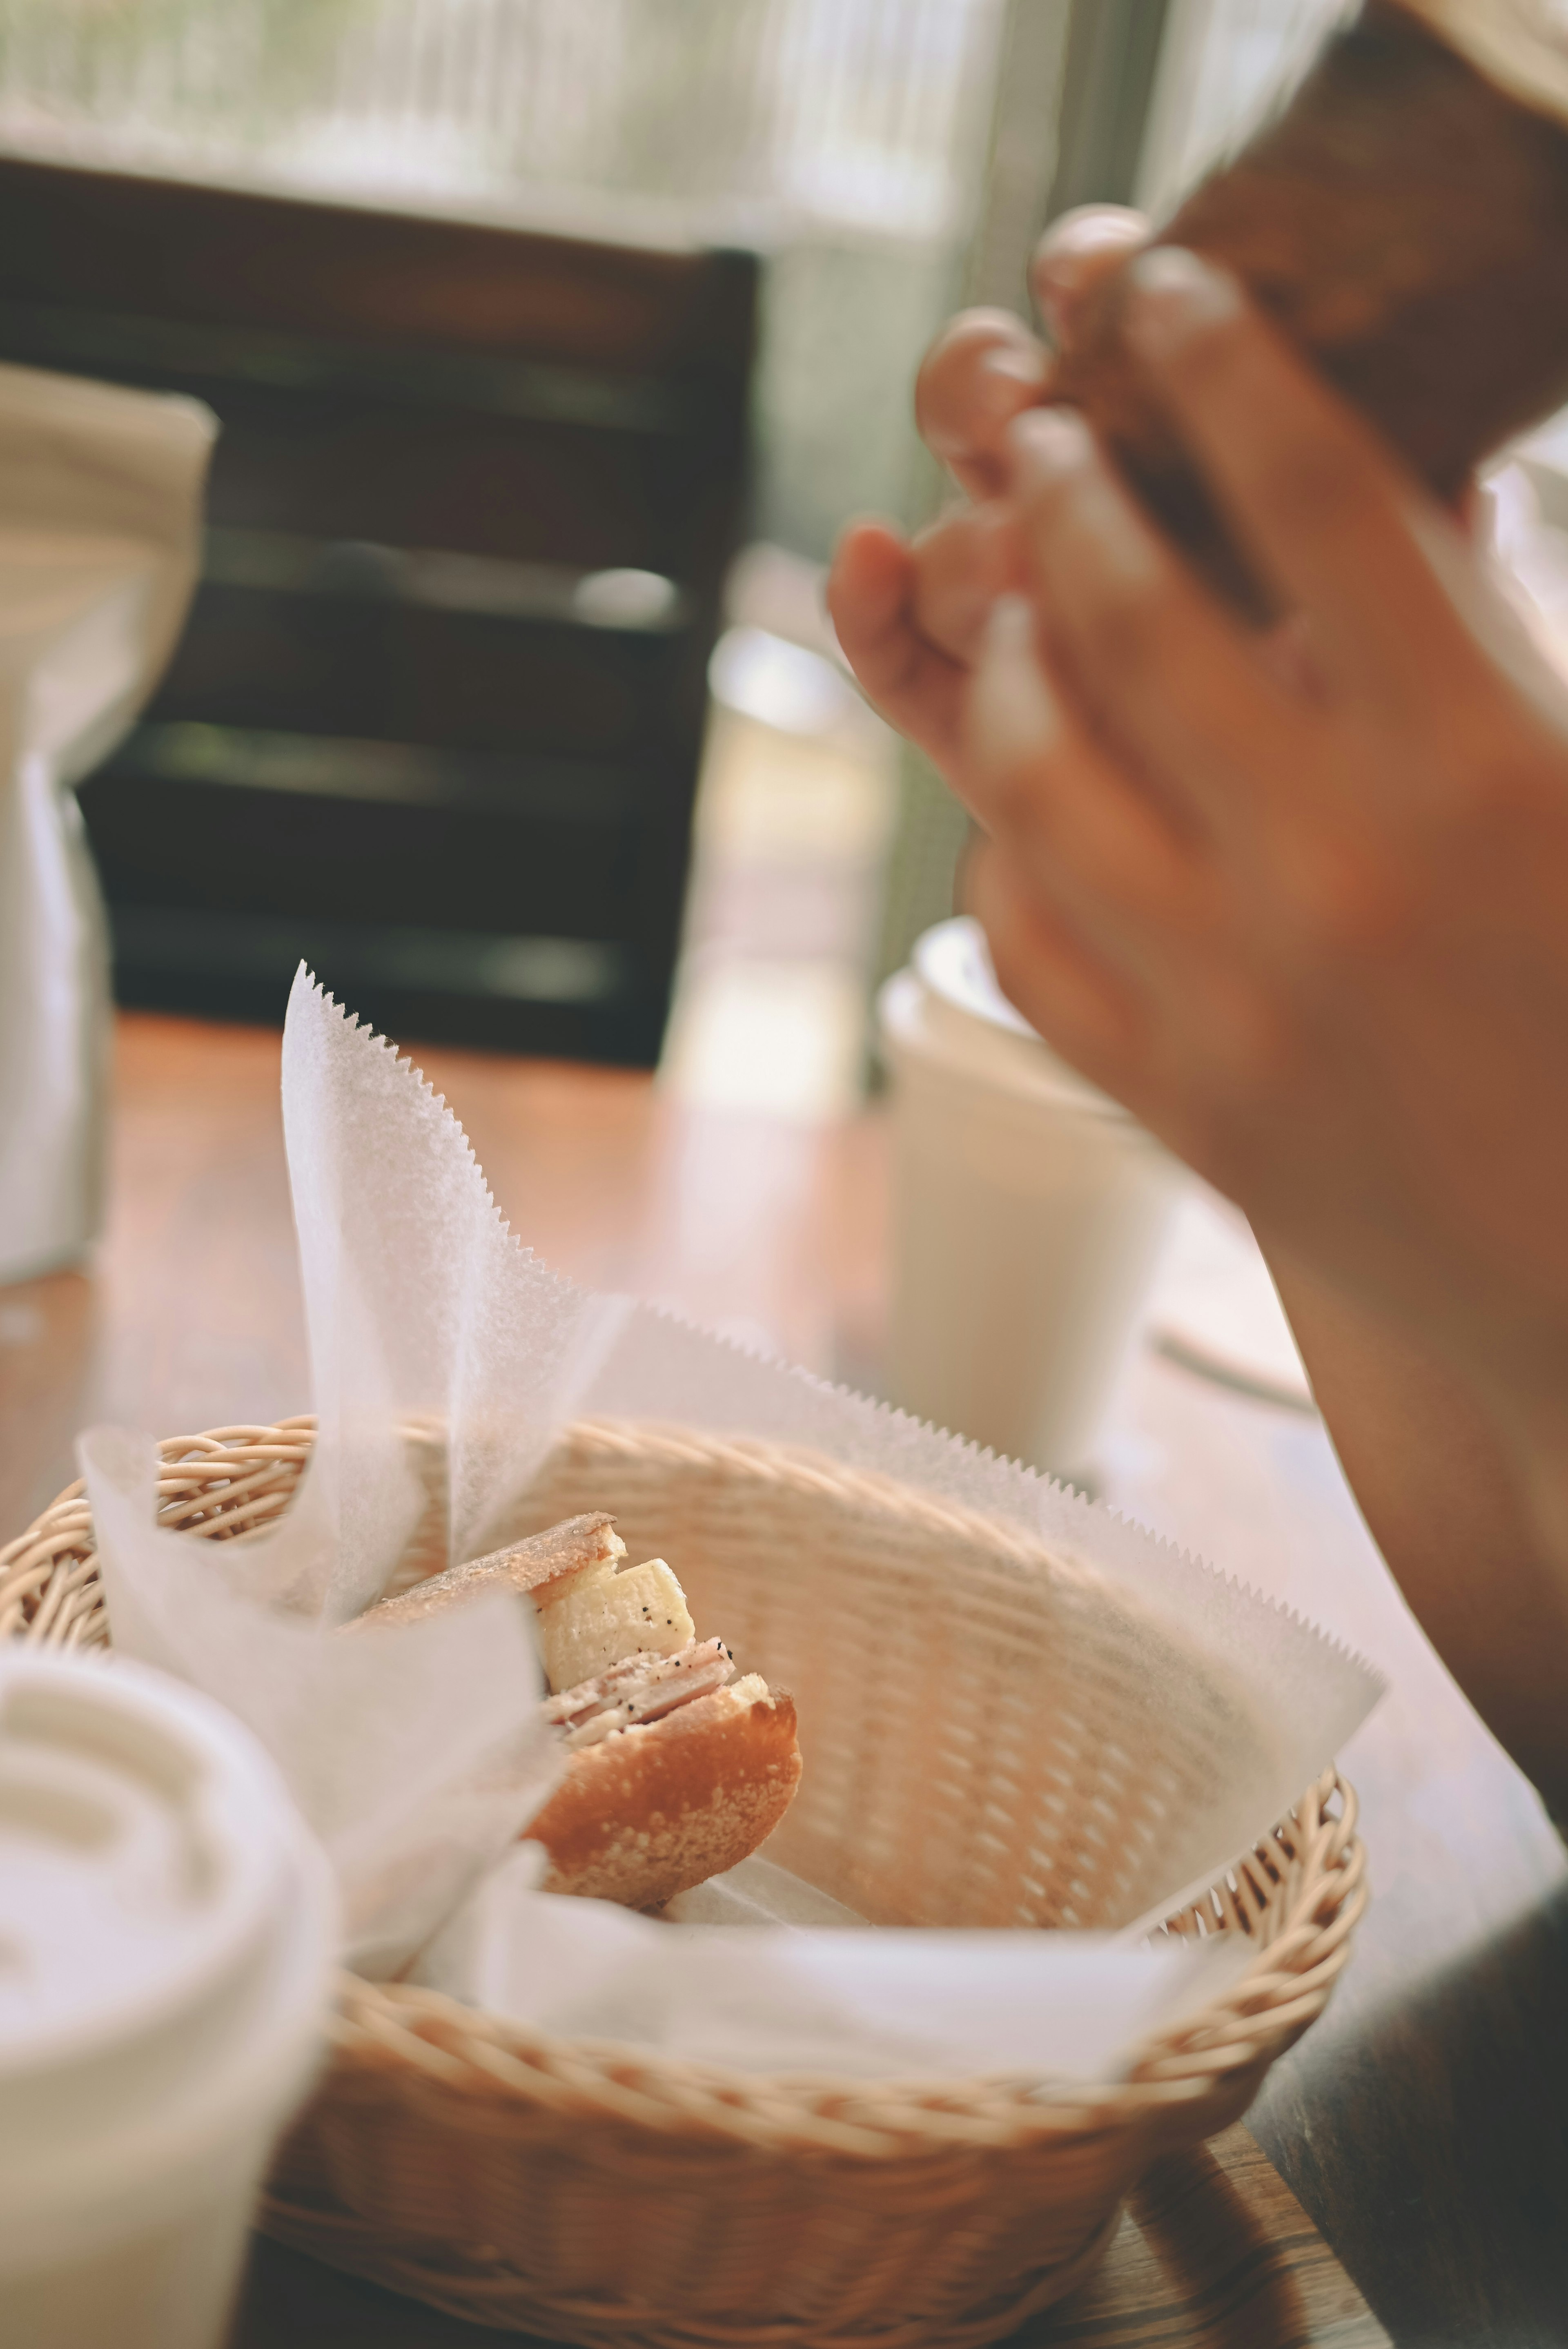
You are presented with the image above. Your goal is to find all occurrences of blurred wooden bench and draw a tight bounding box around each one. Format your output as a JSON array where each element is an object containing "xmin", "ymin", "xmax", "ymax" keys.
[{"xmin": 0, "ymin": 152, "xmax": 755, "ymax": 1063}]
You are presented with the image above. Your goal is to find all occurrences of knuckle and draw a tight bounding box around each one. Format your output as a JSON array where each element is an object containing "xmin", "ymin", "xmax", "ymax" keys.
[
  {"xmin": 914, "ymin": 505, "xmax": 989, "ymax": 591},
  {"xmin": 1255, "ymin": 433, "xmax": 1376, "ymax": 541},
  {"xmin": 1279, "ymin": 833, "xmax": 1411, "ymax": 962},
  {"xmin": 1068, "ymin": 566, "xmax": 1165, "ymax": 680},
  {"xmin": 917, "ymin": 311, "xmax": 1028, "ymax": 441},
  {"xmin": 1444, "ymin": 731, "xmax": 1557, "ymax": 826},
  {"xmin": 1152, "ymin": 300, "xmax": 1262, "ymax": 417},
  {"xmin": 985, "ymin": 746, "xmax": 1053, "ymax": 835},
  {"xmin": 1079, "ymin": 801, "xmax": 1192, "ymax": 919},
  {"xmin": 1032, "ymin": 208, "xmax": 1145, "ymax": 325}
]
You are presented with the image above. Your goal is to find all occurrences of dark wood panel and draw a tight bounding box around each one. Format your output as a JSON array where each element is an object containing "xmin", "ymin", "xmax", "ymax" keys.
[
  {"xmin": 99, "ymin": 916, "xmax": 663, "ymax": 1066},
  {"xmin": 0, "ymin": 156, "xmax": 755, "ymax": 1063},
  {"xmin": 203, "ymin": 408, "xmax": 686, "ymax": 572},
  {"xmin": 150, "ymin": 586, "xmax": 687, "ymax": 757},
  {"xmin": 0, "ymin": 296, "xmax": 693, "ymax": 432},
  {"xmin": 0, "ymin": 327, "xmax": 731, "ymax": 572},
  {"xmin": 0, "ymin": 154, "xmax": 756, "ymax": 372},
  {"xmin": 102, "ymin": 724, "xmax": 643, "ymax": 823},
  {"xmin": 78, "ymin": 769, "xmax": 651, "ymax": 938}
]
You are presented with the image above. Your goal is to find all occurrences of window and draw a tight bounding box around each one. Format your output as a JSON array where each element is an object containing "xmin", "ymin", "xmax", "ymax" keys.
[{"xmin": 1138, "ymin": 0, "xmax": 1354, "ymax": 212}]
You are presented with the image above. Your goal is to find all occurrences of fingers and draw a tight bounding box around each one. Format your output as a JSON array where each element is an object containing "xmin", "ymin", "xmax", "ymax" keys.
[
  {"xmin": 1004, "ymin": 406, "xmax": 1311, "ymax": 834},
  {"xmin": 908, "ymin": 502, "xmax": 1021, "ymax": 665},
  {"xmin": 964, "ymin": 837, "xmax": 1147, "ymax": 1090},
  {"xmin": 962, "ymin": 597, "xmax": 1205, "ymax": 984},
  {"xmin": 915, "ymin": 310, "xmax": 1049, "ymax": 498},
  {"xmin": 959, "ymin": 601, "xmax": 1303, "ymax": 1197},
  {"xmin": 1122, "ymin": 249, "xmax": 1494, "ymax": 722},
  {"xmin": 826, "ymin": 519, "xmax": 966, "ymax": 770},
  {"xmin": 967, "ymin": 794, "xmax": 1303, "ymax": 1205},
  {"xmin": 1030, "ymin": 205, "xmax": 1145, "ymax": 346},
  {"xmin": 911, "ymin": 215, "xmax": 1144, "ymax": 495}
]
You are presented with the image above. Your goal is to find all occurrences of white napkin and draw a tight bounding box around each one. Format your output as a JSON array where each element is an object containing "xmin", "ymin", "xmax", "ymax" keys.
[{"xmin": 0, "ymin": 363, "xmax": 213, "ymax": 1284}]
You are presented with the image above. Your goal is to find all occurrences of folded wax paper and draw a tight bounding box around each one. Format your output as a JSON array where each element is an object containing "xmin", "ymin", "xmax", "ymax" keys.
[{"xmin": 83, "ymin": 970, "xmax": 1382, "ymax": 2061}]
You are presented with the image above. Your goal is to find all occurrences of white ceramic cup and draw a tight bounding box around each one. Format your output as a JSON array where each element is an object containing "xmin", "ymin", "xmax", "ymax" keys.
[
  {"xmin": 878, "ymin": 918, "xmax": 1183, "ymax": 1482},
  {"xmin": 0, "ymin": 1651, "xmax": 337, "ymax": 2349}
]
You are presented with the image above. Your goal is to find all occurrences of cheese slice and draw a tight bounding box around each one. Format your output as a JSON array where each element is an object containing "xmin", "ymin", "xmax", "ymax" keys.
[{"xmin": 534, "ymin": 1557, "xmax": 695, "ymax": 1693}]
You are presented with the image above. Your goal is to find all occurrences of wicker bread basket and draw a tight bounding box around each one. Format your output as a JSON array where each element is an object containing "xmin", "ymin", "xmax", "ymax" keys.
[{"xmin": 1, "ymin": 1415, "xmax": 1366, "ymax": 2346}]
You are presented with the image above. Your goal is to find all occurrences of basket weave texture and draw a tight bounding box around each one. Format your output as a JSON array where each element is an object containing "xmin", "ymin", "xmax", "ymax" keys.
[{"xmin": 1, "ymin": 1417, "xmax": 1366, "ymax": 2347}]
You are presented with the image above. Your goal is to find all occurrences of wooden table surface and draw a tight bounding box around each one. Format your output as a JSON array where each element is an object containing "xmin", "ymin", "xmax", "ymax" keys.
[{"xmin": 3, "ymin": 1012, "xmax": 1566, "ymax": 2349}]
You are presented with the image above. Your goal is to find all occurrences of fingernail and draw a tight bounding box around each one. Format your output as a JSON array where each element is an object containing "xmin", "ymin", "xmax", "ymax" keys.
[
  {"xmin": 1007, "ymin": 406, "xmax": 1093, "ymax": 483},
  {"xmin": 976, "ymin": 343, "xmax": 1048, "ymax": 423},
  {"xmin": 1124, "ymin": 247, "xmax": 1241, "ymax": 363},
  {"xmin": 1034, "ymin": 210, "xmax": 1143, "ymax": 335},
  {"xmin": 968, "ymin": 594, "xmax": 1058, "ymax": 772},
  {"xmin": 1009, "ymin": 408, "xmax": 1161, "ymax": 591}
]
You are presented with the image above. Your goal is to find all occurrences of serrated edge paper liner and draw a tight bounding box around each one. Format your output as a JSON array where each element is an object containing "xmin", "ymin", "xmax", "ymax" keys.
[{"xmin": 83, "ymin": 969, "xmax": 1383, "ymax": 2051}]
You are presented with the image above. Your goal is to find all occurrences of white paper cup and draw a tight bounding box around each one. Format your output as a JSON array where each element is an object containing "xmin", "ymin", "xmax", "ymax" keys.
[
  {"xmin": 878, "ymin": 919, "xmax": 1183, "ymax": 1481},
  {"xmin": 0, "ymin": 1652, "xmax": 337, "ymax": 2349}
]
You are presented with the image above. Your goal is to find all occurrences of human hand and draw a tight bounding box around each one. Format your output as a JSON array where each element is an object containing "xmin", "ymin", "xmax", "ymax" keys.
[
  {"xmin": 964, "ymin": 247, "xmax": 1568, "ymax": 1478},
  {"xmin": 832, "ymin": 210, "xmax": 1568, "ymax": 1770},
  {"xmin": 826, "ymin": 210, "xmax": 1144, "ymax": 778}
]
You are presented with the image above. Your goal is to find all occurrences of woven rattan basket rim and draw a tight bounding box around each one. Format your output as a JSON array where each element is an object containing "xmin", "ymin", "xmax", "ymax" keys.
[{"xmin": 0, "ymin": 1414, "xmax": 1368, "ymax": 2151}]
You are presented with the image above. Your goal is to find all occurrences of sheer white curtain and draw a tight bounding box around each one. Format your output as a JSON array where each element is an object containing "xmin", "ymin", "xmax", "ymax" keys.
[
  {"xmin": 0, "ymin": 0, "xmax": 1011, "ymax": 557},
  {"xmin": 0, "ymin": 0, "xmax": 1004, "ymax": 238}
]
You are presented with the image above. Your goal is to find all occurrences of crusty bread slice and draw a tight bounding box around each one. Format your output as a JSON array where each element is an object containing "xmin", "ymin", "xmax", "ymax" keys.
[
  {"xmin": 347, "ymin": 1513, "xmax": 803, "ymax": 1910},
  {"xmin": 526, "ymin": 1676, "xmax": 802, "ymax": 1910},
  {"xmin": 357, "ymin": 1512, "xmax": 698, "ymax": 1688},
  {"xmin": 347, "ymin": 1513, "xmax": 622, "ymax": 1633}
]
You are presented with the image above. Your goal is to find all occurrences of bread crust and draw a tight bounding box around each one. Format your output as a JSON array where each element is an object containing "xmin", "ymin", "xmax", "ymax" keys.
[
  {"xmin": 526, "ymin": 1680, "xmax": 802, "ymax": 1909},
  {"xmin": 346, "ymin": 1514, "xmax": 803, "ymax": 1908},
  {"xmin": 350, "ymin": 1513, "xmax": 620, "ymax": 1632}
]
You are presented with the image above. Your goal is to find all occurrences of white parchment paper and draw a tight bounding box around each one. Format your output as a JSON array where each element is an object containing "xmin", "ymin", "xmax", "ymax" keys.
[
  {"xmin": 82, "ymin": 970, "xmax": 1382, "ymax": 2062},
  {"xmin": 414, "ymin": 1846, "xmax": 1255, "ymax": 2084}
]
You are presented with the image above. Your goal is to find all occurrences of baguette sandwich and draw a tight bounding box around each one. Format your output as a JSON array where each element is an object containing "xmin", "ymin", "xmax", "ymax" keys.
[{"xmin": 354, "ymin": 1513, "xmax": 801, "ymax": 1909}]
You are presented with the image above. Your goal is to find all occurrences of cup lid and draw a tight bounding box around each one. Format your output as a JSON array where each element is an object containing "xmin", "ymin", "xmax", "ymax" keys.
[
  {"xmin": 0, "ymin": 1653, "xmax": 290, "ymax": 2082},
  {"xmin": 0, "ymin": 1652, "xmax": 336, "ymax": 2263},
  {"xmin": 897, "ymin": 918, "xmax": 1128, "ymax": 1117}
]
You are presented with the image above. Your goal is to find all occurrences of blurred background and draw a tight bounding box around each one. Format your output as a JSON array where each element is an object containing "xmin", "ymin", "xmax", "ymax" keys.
[{"xmin": 2, "ymin": 0, "xmax": 1562, "ymax": 1127}]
